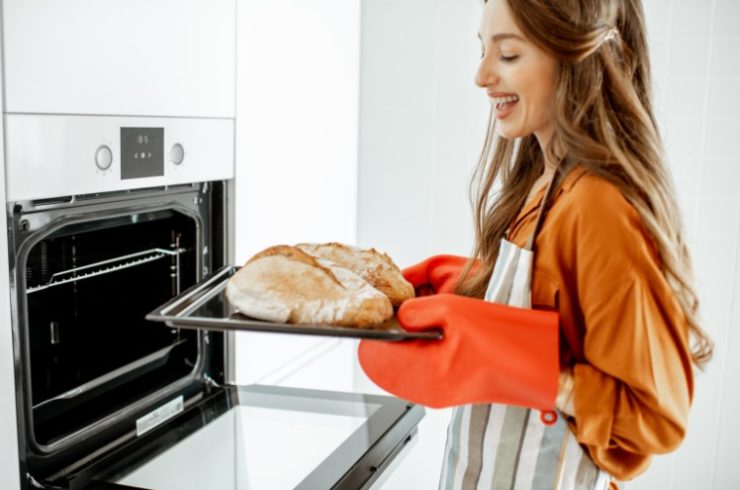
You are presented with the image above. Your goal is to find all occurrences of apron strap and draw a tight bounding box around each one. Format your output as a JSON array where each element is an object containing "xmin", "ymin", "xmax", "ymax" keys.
[{"xmin": 524, "ymin": 169, "xmax": 562, "ymax": 252}]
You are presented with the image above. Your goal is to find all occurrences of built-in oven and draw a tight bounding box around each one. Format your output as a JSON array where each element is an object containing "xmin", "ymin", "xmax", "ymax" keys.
[{"xmin": 4, "ymin": 116, "xmax": 423, "ymax": 489}]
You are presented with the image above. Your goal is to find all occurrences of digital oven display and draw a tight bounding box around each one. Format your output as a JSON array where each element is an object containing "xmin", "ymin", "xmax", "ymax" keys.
[{"xmin": 121, "ymin": 127, "xmax": 164, "ymax": 179}]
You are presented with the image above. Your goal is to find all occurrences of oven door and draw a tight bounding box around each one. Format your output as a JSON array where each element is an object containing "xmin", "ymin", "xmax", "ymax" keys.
[
  {"xmin": 9, "ymin": 184, "xmax": 227, "ymax": 484},
  {"xmin": 60, "ymin": 384, "xmax": 423, "ymax": 490}
]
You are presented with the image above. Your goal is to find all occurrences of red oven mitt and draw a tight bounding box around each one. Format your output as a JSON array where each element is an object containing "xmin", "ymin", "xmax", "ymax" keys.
[
  {"xmin": 358, "ymin": 294, "xmax": 559, "ymax": 410},
  {"xmin": 402, "ymin": 255, "xmax": 481, "ymax": 296}
]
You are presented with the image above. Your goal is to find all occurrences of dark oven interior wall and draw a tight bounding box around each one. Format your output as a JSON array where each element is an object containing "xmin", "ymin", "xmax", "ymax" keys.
[{"xmin": 25, "ymin": 210, "xmax": 199, "ymax": 445}]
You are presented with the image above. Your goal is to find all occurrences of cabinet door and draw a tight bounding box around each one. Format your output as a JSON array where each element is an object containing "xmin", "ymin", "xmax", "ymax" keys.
[
  {"xmin": 0, "ymin": 38, "xmax": 21, "ymax": 490},
  {"xmin": 2, "ymin": 0, "xmax": 235, "ymax": 118}
]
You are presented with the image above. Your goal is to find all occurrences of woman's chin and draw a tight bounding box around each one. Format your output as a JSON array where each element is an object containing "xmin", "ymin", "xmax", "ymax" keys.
[{"xmin": 497, "ymin": 127, "xmax": 525, "ymax": 140}]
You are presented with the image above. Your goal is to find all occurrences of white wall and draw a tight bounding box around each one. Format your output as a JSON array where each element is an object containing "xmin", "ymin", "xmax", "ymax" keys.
[
  {"xmin": 234, "ymin": 0, "xmax": 361, "ymax": 387},
  {"xmin": 357, "ymin": 0, "xmax": 740, "ymax": 489},
  {"xmin": 357, "ymin": 1, "xmax": 484, "ymax": 266}
]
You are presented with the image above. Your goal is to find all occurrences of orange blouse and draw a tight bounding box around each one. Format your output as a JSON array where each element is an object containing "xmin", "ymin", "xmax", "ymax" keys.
[{"xmin": 507, "ymin": 167, "xmax": 694, "ymax": 482}]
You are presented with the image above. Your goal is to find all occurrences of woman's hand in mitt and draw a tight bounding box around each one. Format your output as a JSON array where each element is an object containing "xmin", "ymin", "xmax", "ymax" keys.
[
  {"xmin": 358, "ymin": 294, "xmax": 560, "ymax": 410},
  {"xmin": 402, "ymin": 255, "xmax": 480, "ymax": 296}
]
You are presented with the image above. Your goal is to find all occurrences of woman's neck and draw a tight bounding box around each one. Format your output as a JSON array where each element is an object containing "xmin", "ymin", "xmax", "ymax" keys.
[{"xmin": 534, "ymin": 126, "xmax": 561, "ymax": 176}]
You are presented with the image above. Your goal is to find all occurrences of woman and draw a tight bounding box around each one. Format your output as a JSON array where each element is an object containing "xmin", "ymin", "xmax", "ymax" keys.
[{"xmin": 358, "ymin": 0, "xmax": 713, "ymax": 488}]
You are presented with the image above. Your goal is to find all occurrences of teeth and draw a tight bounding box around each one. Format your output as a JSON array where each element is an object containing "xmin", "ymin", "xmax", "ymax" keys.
[{"xmin": 490, "ymin": 95, "xmax": 520, "ymax": 105}]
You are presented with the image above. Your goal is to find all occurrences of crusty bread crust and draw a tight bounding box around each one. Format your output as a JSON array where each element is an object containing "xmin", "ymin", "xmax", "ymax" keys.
[
  {"xmin": 296, "ymin": 242, "xmax": 415, "ymax": 306},
  {"xmin": 226, "ymin": 245, "xmax": 393, "ymax": 327}
]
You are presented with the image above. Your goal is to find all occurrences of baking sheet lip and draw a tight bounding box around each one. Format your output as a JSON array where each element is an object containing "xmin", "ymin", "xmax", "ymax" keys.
[
  {"xmin": 154, "ymin": 315, "xmax": 442, "ymax": 341},
  {"xmin": 154, "ymin": 264, "xmax": 234, "ymax": 317}
]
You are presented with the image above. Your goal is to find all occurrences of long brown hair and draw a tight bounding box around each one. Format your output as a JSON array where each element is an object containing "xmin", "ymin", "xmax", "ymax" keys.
[{"xmin": 457, "ymin": 0, "xmax": 713, "ymax": 367}]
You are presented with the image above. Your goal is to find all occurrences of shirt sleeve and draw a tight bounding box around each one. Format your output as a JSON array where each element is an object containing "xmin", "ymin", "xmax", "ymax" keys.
[{"xmin": 563, "ymin": 178, "xmax": 694, "ymax": 480}]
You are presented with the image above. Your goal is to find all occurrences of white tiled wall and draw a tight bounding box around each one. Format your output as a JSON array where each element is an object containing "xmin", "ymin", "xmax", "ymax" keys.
[{"xmin": 357, "ymin": 0, "xmax": 740, "ymax": 488}]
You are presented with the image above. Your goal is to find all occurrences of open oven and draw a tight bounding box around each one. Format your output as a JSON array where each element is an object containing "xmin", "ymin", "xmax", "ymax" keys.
[
  {"xmin": 1, "ymin": 2, "xmax": 423, "ymax": 487},
  {"xmin": 4, "ymin": 115, "xmax": 423, "ymax": 490}
]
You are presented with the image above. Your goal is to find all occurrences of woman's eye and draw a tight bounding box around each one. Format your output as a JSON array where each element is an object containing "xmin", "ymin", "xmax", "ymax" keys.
[{"xmin": 500, "ymin": 55, "xmax": 519, "ymax": 62}]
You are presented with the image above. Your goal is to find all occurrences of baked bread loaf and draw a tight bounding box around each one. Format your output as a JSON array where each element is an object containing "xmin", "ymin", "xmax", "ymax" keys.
[
  {"xmin": 226, "ymin": 245, "xmax": 393, "ymax": 327},
  {"xmin": 296, "ymin": 242, "xmax": 414, "ymax": 306}
]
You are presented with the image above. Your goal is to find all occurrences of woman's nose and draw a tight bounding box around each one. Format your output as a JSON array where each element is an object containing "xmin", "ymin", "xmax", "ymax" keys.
[{"xmin": 475, "ymin": 56, "xmax": 498, "ymax": 88}]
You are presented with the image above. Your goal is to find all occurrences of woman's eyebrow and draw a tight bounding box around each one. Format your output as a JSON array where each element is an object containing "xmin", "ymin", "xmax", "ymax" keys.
[{"xmin": 477, "ymin": 32, "xmax": 526, "ymax": 42}]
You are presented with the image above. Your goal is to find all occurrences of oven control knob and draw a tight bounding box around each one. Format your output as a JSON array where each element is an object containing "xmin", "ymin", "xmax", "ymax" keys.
[
  {"xmin": 170, "ymin": 143, "xmax": 185, "ymax": 165},
  {"xmin": 95, "ymin": 145, "xmax": 113, "ymax": 171}
]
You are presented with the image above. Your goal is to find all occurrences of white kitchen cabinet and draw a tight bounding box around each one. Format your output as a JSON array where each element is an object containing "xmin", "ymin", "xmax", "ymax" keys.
[
  {"xmin": 3, "ymin": 0, "xmax": 235, "ymax": 118},
  {"xmin": 0, "ymin": 34, "xmax": 21, "ymax": 490}
]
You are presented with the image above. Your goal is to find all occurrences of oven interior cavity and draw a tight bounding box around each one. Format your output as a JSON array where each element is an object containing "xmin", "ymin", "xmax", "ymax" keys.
[{"xmin": 23, "ymin": 209, "xmax": 199, "ymax": 446}]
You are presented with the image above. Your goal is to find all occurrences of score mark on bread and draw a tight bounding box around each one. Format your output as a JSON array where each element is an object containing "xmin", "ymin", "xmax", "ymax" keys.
[{"xmin": 296, "ymin": 242, "xmax": 414, "ymax": 306}]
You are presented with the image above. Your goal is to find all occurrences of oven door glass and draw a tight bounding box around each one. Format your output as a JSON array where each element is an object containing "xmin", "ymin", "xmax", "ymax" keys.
[{"xmin": 84, "ymin": 385, "xmax": 423, "ymax": 490}]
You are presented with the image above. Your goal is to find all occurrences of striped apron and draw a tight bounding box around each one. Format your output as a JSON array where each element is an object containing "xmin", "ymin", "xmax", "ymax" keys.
[{"xmin": 438, "ymin": 176, "xmax": 611, "ymax": 490}]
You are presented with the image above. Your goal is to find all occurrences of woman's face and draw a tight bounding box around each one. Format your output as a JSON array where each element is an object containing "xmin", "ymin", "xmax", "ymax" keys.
[{"xmin": 475, "ymin": 0, "xmax": 558, "ymax": 143}]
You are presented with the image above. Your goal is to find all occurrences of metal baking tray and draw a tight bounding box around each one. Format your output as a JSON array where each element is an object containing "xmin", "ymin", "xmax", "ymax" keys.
[{"xmin": 146, "ymin": 265, "xmax": 442, "ymax": 341}]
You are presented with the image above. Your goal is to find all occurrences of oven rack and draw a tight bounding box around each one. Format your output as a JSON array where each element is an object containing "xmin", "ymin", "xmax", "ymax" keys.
[{"xmin": 26, "ymin": 247, "xmax": 186, "ymax": 294}]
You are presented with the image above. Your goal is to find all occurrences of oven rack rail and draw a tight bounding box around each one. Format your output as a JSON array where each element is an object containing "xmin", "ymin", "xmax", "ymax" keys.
[{"xmin": 26, "ymin": 247, "xmax": 186, "ymax": 294}]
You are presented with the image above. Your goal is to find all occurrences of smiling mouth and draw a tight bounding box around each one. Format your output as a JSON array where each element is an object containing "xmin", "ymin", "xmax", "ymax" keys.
[{"xmin": 490, "ymin": 95, "xmax": 520, "ymax": 111}]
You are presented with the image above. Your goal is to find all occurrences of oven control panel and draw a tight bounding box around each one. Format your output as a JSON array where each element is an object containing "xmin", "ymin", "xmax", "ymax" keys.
[{"xmin": 4, "ymin": 115, "xmax": 235, "ymax": 201}]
